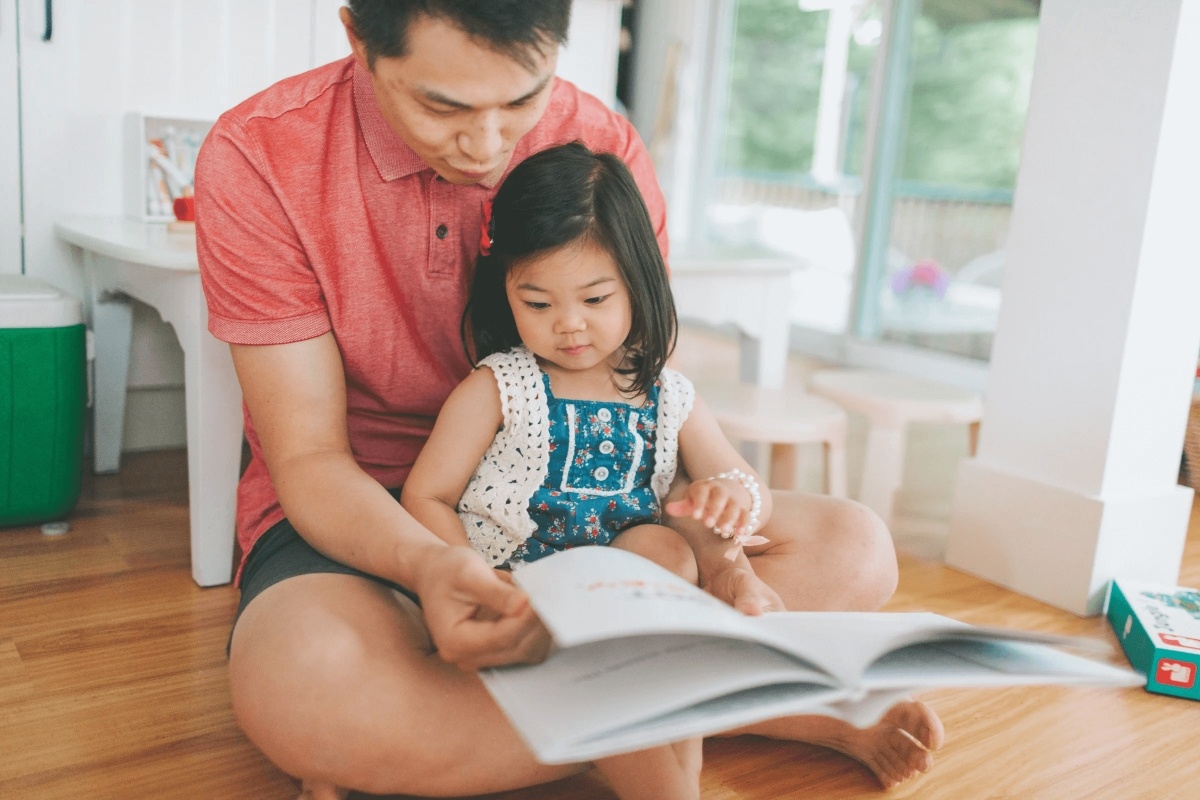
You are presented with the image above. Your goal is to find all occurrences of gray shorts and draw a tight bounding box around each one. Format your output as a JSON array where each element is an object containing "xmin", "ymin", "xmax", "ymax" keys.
[{"xmin": 229, "ymin": 490, "xmax": 420, "ymax": 651}]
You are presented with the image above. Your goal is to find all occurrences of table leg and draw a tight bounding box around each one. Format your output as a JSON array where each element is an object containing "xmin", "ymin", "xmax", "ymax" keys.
[
  {"xmin": 824, "ymin": 437, "xmax": 848, "ymax": 498},
  {"xmin": 86, "ymin": 256, "xmax": 132, "ymax": 475},
  {"xmin": 768, "ymin": 443, "xmax": 798, "ymax": 491},
  {"xmin": 858, "ymin": 423, "xmax": 906, "ymax": 524},
  {"xmin": 177, "ymin": 321, "xmax": 243, "ymax": 587}
]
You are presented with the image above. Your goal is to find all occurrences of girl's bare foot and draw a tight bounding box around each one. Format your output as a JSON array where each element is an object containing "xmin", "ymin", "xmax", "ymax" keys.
[
  {"xmin": 297, "ymin": 780, "xmax": 349, "ymax": 800},
  {"xmin": 724, "ymin": 699, "xmax": 945, "ymax": 789},
  {"xmin": 595, "ymin": 738, "xmax": 703, "ymax": 800}
]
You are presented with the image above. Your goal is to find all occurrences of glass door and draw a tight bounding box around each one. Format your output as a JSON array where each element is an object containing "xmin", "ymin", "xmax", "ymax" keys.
[
  {"xmin": 681, "ymin": 0, "xmax": 883, "ymax": 334},
  {"xmin": 857, "ymin": 0, "xmax": 1039, "ymax": 361}
]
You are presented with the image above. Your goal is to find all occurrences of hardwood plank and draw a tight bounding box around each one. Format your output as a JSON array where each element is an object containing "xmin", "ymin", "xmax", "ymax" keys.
[{"xmin": 0, "ymin": 639, "xmax": 35, "ymax": 708}]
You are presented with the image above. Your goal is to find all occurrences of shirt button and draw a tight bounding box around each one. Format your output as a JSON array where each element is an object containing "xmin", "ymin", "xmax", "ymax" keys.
[
  {"xmin": 436, "ymin": 224, "xmax": 449, "ymax": 239},
  {"xmin": 598, "ymin": 440, "xmax": 615, "ymax": 455},
  {"xmin": 596, "ymin": 408, "xmax": 612, "ymax": 422},
  {"xmin": 593, "ymin": 466, "xmax": 610, "ymax": 481}
]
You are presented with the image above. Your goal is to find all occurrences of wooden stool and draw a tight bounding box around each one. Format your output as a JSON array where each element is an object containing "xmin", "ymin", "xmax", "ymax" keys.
[
  {"xmin": 809, "ymin": 369, "xmax": 982, "ymax": 522},
  {"xmin": 697, "ymin": 380, "xmax": 848, "ymax": 495}
]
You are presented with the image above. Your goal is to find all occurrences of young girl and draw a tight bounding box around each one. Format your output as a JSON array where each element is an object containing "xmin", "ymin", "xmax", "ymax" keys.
[{"xmin": 401, "ymin": 142, "xmax": 776, "ymax": 799}]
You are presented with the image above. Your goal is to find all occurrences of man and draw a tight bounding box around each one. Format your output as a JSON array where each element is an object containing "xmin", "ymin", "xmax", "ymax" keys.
[{"xmin": 196, "ymin": 2, "xmax": 941, "ymax": 797}]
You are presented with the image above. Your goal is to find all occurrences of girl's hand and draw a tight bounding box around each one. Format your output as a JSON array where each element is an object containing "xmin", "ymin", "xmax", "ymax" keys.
[
  {"xmin": 411, "ymin": 545, "xmax": 552, "ymax": 670},
  {"xmin": 665, "ymin": 477, "xmax": 757, "ymax": 538}
]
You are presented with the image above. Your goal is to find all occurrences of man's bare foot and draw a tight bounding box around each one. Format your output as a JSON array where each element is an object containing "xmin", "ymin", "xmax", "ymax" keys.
[
  {"xmin": 846, "ymin": 700, "xmax": 945, "ymax": 789},
  {"xmin": 297, "ymin": 780, "xmax": 349, "ymax": 800},
  {"xmin": 724, "ymin": 699, "xmax": 945, "ymax": 789}
]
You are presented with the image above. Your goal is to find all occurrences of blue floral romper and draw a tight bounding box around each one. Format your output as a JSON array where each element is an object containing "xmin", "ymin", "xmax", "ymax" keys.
[{"xmin": 510, "ymin": 373, "xmax": 662, "ymax": 563}]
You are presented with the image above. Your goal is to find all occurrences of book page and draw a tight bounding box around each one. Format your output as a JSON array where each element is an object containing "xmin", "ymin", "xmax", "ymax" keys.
[
  {"xmin": 750, "ymin": 612, "xmax": 1130, "ymax": 687},
  {"xmin": 512, "ymin": 547, "xmax": 798, "ymax": 653},
  {"xmin": 481, "ymin": 633, "xmax": 835, "ymax": 764},
  {"xmin": 860, "ymin": 639, "xmax": 1143, "ymax": 690}
]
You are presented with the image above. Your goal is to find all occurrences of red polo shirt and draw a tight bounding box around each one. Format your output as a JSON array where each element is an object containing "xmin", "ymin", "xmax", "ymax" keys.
[{"xmin": 195, "ymin": 56, "xmax": 668, "ymax": 581}]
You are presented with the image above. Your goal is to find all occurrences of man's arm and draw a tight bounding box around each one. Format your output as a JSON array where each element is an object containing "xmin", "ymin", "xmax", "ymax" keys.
[{"xmin": 230, "ymin": 334, "xmax": 547, "ymax": 668}]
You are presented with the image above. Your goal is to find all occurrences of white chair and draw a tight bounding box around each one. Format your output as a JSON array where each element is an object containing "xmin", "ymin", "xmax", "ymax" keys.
[
  {"xmin": 809, "ymin": 369, "xmax": 982, "ymax": 523},
  {"xmin": 697, "ymin": 380, "xmax": 848, "ymax": 495}
]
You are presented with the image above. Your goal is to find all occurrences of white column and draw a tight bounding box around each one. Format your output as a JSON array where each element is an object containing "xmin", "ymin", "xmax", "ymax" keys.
[{"xmin": 945, "ymin": 0, "xmax": 1200, "ymax": 616}]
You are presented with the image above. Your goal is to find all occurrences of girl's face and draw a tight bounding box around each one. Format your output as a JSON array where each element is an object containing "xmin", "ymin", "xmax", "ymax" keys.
[{"xmin": 505, "ymin": 239, "xmax": 633, "ymax": 378}]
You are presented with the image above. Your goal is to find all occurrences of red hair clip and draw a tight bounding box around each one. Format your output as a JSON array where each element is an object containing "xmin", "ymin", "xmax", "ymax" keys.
[{"xmin": 480, "ymin": 198, "xmax": 494, "ymax": 256}]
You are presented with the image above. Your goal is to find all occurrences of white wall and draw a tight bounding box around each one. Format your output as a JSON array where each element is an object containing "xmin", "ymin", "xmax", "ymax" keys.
[
  {"xmin": 16, "ymin": 0, "xmax": 349, "ymax": 450},
  {"xmin": 11, "ymin": 0, "xmax": 621, "ymax": 453},
  {"xmin": 559, "ymin": 0, "xmax": 623, "ymax": 106},
  {"xmin": 0, "ymin": 0, "xmax": 20, "ymax": 275}
]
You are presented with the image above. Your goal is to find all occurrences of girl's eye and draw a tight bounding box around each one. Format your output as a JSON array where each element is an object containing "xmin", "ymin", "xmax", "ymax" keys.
[
  {"xmin": 525, "ymin": 301, "xmax": 550, "ymax": 310},
  {"xmin": 585, "ymin": 294, "xmax": 610, "ymax": 305}
]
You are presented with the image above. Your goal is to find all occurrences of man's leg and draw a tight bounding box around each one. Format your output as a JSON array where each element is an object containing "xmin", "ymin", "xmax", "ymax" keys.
[
  {"xmin": 743, "ymin": 490, "xmax": 897, "ymax": 611},
  {"xmin": 665, "ymin": 488, "xmax": 944, "ymax": 789},
  {"xmin": 229, "ymin": 573, "xmax": 582, "ymax": 798}
]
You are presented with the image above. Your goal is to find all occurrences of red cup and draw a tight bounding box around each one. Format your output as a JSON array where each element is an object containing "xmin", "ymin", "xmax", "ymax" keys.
[{"xmin": 173, "ymin": 196, "xmax": 196, "ymax": 222}]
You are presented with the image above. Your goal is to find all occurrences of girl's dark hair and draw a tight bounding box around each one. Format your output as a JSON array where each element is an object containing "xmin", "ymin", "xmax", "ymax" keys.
[
  {"xmin": 463, "ymin": 142, "xmax": 677, "ymax": 398},
  {"xmin": 346, "ymin": 0, "xmax": 571, "ymax": 71}
]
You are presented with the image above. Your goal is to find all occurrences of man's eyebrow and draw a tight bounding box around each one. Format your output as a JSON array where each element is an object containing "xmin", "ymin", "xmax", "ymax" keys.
[{"xmin": 421, "ymin": 75, "xmax": 553, "ymax": 110}]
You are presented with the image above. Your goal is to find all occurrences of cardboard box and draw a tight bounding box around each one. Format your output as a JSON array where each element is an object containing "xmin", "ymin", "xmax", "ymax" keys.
[{"xmin": 1106, "ymin": 579, "xmax": 1200, "ymax": 701}]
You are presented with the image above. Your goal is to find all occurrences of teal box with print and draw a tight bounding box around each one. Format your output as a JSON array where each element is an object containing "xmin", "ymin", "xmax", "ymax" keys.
[{"xmin": 1105, "ymin": 579, "xmax": 1200, "ymax": 701}]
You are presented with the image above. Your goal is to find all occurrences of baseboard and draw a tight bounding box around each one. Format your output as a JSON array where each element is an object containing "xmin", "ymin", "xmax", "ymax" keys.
[{"xmin": 946, "ymin": 458, "xmax": 1193, "ymax": 615}]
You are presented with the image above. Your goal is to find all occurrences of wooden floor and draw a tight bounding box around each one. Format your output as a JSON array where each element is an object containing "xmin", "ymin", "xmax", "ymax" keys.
[{"xmin": 4, "ymin": 338, "xmax": 1200, "ymax": 798}]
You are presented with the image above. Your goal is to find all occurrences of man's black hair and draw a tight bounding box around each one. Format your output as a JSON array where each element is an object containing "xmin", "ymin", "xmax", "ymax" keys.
[
  {"xmin": 463, "ymin": 142, "xmax": 677, "ymax": 399},
  {"xmin": 345, "ymin": 0, "xmax": 571, "ymax": 71}
]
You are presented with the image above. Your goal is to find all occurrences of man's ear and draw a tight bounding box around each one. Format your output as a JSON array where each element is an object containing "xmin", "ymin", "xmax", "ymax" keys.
[{"xmin": 339, "ymin": 6, "xmax": 370, "ymax": 71}]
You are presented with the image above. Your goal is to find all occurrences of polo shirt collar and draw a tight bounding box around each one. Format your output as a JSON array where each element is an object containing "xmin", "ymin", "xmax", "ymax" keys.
[{"xmin": 353, "ymin": 61, "xmax": 430, "ymax": 182}]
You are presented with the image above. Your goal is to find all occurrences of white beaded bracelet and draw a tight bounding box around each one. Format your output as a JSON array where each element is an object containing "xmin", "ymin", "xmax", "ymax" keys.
[{"xmin": 711, "ymin": 468, "xmax": 768, "ymax": 560}]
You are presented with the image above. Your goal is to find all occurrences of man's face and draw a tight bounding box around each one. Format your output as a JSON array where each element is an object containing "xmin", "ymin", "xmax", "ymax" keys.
[{"xmin": 343, "ymin": 10, "xmax": 558, "ymax": 186}]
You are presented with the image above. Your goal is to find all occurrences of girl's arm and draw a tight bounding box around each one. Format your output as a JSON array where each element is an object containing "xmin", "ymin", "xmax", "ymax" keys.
[
  {"xmin": 666, "ymin": 393, "xmax": 780, "ymax": 611},
  {"xmin": 401, "ymin": 367, "xmax": 504, "ymax": 551},
  {"xmin": 672, "ymin": 393, "xmax": 774, "ymax": 533}
]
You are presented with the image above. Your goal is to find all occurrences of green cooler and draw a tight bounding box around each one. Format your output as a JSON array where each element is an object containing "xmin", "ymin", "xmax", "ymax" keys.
[{"xmin": 0, "ymin": 275, "xmax": 87, "ymax": 526}]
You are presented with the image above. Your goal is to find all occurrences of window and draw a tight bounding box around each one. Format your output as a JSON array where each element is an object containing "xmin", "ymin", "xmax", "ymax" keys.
[{"xmin": 677, "ymin": 0, "xmax": 1039, "ymax": 362}]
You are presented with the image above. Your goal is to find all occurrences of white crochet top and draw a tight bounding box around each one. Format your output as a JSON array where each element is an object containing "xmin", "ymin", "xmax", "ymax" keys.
[{"xmin": 457, "ymin": 346, "xmax": 695, "ymax": 566}]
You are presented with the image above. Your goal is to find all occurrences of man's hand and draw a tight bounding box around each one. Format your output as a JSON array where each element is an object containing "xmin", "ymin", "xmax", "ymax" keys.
[
  {"xmin": 701, "ymin": 564, "xmax": 786, "ymax": 616},
  {"xmin": 411, "ymin": 546, "xmax": 551, "ymax": 670}
]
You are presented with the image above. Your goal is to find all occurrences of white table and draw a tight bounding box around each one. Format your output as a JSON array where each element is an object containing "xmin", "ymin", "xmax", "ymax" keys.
[
  {"xmin": 670, "ymin": 259, "xmax": 794, "ymax": 390},
  {"xmin": 56, "ymin": 215, "xmax": 242, "ymax": 587}
]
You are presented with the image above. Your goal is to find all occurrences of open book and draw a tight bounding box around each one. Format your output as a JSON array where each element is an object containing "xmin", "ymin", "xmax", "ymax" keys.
[{"xmin": 480, "ymin": 547, "xmax": 1141, "ymax": 764}]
